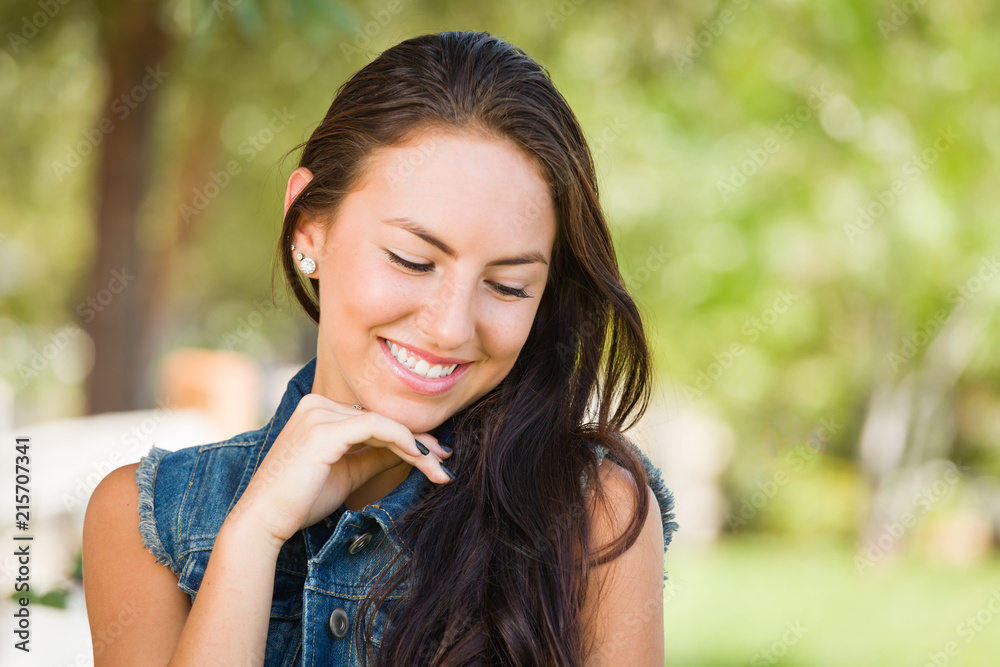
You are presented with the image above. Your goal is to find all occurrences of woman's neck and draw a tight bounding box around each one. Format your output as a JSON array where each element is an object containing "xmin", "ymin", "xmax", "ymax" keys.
[{"xmin": 342, "ymin": 461, "xmax": 413, "ymax": 511}]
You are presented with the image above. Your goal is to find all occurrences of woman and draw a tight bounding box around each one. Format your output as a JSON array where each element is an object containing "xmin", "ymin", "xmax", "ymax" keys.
[{"xmin": 83, "ymin": 31, "xmax": 676, "ymax": 666}]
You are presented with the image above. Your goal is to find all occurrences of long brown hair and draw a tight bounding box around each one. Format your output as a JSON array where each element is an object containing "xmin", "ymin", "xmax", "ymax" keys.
[{"xmin": 272, "ymin": 31, "xmax": 653, "ymax": 666}]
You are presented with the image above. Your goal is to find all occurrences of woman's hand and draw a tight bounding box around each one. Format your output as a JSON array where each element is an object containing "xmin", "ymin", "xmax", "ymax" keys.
[{"xmin": 228, "ymin": 392, "xmax": 454, "ymax": 548}]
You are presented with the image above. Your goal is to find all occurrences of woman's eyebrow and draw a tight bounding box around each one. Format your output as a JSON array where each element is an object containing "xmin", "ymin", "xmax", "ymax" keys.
[{"xmin": 381, "ymin": 217, "xmax": 548, "ymax": 266}]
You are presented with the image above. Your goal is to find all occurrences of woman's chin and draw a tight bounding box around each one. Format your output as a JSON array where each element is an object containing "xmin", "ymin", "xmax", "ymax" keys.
[{"xmin": 363, "ymin": 398, "xmax": 448, "ymax": 436}]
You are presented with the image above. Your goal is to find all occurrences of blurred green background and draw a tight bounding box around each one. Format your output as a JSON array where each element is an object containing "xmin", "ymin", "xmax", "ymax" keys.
[{"xmin": 2, "ymin": 0, "xmax": 999, "ymax": 664}]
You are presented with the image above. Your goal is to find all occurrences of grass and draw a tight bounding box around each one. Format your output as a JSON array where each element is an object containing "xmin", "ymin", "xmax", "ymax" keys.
[{"xmin": 662, "ymin": 536, "xmax": 1000, "ymax": 666}]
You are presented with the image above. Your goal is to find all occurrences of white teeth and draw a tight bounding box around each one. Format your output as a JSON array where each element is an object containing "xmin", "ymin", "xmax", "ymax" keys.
[{"xmin": 386, "ymin": 339, "xmax": 461, "ymax": 379}]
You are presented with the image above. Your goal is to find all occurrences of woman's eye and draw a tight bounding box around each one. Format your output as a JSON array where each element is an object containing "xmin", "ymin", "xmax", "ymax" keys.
[
  {"xmin": 385, "ymin": 250, "xmax": 433, "ymax": 273},
  {"xmin": 387, "ymin": 250, "xmax": 531, "ymax": 299},
  {"xmin": 491, "ymin": 283, "xmax": 531, "ymax": 299}
]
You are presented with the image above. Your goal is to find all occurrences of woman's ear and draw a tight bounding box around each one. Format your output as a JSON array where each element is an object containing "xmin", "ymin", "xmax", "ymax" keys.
[
  {"xmin": 284, "ymin": 167, "xmax": 314, "ymax": 216},
  {"xmin": 286, "ymin": 167, "xmax": 326, "ymax": 266}
]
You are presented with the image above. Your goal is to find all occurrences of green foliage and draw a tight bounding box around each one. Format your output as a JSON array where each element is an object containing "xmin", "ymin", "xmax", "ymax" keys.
[
  {"xmin": 2, "ymin": 0, "xmax": 998, "ymax": 513},
  {"xmin": 8, "ymin": 586, "xmax": 70, "ymax": 610}
]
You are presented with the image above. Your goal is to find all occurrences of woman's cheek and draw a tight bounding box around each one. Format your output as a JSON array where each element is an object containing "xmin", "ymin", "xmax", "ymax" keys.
[
  {"xmin": 494, "ymin": 296, "xmax": 539, "ymax": 341},
  {"xmin": 359, "ymin": 264, "xmax": 423, "ymax": 315}
]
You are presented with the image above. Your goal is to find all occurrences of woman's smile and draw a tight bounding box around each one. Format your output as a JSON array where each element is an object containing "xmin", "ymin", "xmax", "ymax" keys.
[{"xmin": 378, "ymin": 336, "xmax": 473, "ymax": 395}]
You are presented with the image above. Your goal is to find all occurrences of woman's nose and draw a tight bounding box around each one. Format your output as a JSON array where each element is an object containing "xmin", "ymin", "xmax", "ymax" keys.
[{"xmin": 415, "ymin": 278, "xmax": 476, "ymax": 352}]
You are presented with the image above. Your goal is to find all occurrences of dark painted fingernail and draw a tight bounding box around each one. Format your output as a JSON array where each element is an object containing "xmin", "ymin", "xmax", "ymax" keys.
[
  {"xmin": 439, "ymin": 462, "xmax": 456, "ymax": 481},
  {"xmin": 440, "ymin": 444, "xmax": 453, "ymax": 454},
  {"xmin": 415, "ymin": 439, "xmax": 430, "ymax": 455}
]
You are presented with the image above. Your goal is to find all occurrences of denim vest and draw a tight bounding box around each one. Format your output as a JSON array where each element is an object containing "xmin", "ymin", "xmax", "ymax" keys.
[{"xmin": 135, "ymin": 357, "xmax": 677, "ymax": 666}]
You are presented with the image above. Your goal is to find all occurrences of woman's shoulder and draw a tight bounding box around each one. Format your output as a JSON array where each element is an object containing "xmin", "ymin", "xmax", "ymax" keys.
[
  {"xmin": 82, "ymin": 462, "xmax": 193, "ymax": 664},
  {"xmin": 584, "ymin": 434, "xmax": 678, "ymax": 558},
  {"xmin": 131, "ymin": 426, "xmax": 271, "ymax": 577}
]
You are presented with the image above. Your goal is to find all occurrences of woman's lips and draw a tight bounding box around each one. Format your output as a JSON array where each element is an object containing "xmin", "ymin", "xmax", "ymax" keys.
[
  {"xmin": 383, "ymin": 337, "xmax": 472, "ymax": 366},
  {"xmin": 378, "ymin": 337, "xmax": 471, "ymax": 395}
]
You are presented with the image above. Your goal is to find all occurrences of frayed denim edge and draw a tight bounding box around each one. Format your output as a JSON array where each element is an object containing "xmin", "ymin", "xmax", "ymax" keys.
[
  {"xmin": 639, "ymin": 451, "xmax": 679, "ymax": 583},
  {"xmin": 639, "ymin": 455, "xmax": 679, "ymax": 552},
  {"xmin": 595, "ymin": 438, "xmax": 679, "ymax": 582},
  {"xmin": 610, "ymin": 437, "xmax": 679, "ymax": 582},
  {"xmin": 135, "ymin": 445, "xmax": 179, "ymax": 577}
]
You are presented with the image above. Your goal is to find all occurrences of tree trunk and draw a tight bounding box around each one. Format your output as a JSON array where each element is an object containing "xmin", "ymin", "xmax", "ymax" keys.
[{"xmin": 82, "ymin": 2, "xmax": 173, "ymax": 414}]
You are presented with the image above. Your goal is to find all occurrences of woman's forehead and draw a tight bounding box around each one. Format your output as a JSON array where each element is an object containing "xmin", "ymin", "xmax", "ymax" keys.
[{"xmin": 345, "ymin": 131, "xmax": 557, "ymax": 253}]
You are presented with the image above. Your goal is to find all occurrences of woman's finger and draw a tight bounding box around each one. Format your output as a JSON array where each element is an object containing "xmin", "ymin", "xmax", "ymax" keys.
[
  {"xmin": 299, "ymin": 394, "xmax": 454, "ymax": 460},
  {"xmin": 318, "ymin": 412, "xmax": 455, "ymax": 485},
  {"xmin": 413, "ymin": 432, "xmax": 452, "ymax": 460}
]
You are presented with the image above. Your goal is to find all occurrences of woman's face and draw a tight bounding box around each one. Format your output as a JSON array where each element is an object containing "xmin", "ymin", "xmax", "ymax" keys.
[{"xmin": 289, "ymin": 129, "xmax": 557, "ymax": 434}]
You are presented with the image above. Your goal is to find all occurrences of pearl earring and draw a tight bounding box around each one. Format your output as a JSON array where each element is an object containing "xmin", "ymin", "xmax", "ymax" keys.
[{"xmin": 290, "ymin": 244, "xmax": 316, "ymax": 275}]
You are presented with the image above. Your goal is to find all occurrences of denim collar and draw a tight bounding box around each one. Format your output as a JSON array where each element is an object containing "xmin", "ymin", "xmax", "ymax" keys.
[{"xmin": 252, "ymin": 357, "xmax": 454, "ymax": 549}]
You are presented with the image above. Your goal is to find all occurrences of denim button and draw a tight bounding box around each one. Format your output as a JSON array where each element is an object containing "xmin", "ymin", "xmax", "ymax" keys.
[
  {"xmin": 348, "ymin": 531, "xmax": 373, "ymax": 554},
  {"xmin": 329, "ymin": 607, "xmax": 349, "ymax": 638}
]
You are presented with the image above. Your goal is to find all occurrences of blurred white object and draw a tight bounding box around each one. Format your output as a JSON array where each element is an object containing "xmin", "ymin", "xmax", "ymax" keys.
[{"xmin": 629, "ymin": 393, "xmax": 735, "ymax": 547}]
